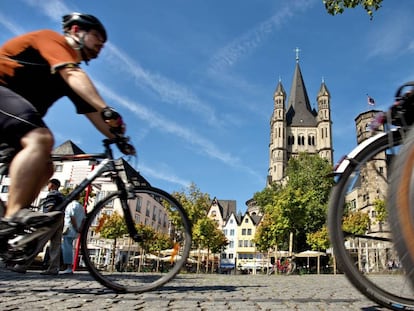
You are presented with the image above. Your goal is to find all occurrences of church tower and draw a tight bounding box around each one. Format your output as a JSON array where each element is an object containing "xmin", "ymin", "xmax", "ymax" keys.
[
  {"xmin": 267, "ymin": 50, "xmax": 333, "ymax": 186},
  {"xmin": 268, "ymin": 79, "xmax": 287, "ymax": 184}
]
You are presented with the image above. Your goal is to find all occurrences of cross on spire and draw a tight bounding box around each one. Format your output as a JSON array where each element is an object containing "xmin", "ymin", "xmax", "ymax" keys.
[{"xmin": 294, "ymin": 47, "xmax": 301, "ymax": 63}]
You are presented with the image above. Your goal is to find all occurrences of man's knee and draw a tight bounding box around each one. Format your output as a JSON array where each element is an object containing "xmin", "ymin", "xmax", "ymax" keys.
[{"xmin": 21, "ymin": 128, "xmax": 54, "ymax": 151}]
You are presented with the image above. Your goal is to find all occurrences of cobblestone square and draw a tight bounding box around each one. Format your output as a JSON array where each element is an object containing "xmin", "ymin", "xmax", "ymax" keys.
[{"xmin": 0, "ymin": 268, "xmax": 391, "ymax": 310}]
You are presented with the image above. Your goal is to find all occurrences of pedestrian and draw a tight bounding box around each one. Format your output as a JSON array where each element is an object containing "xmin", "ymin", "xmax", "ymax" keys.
[
  {"xmin": 39, "ymin": 179, "xmax": 65, "ymax": 275},
  {"xmin": 60, "ymin": 194, "xmax": 85, "ymax": 275},
  {"xmin": 10, "ymin": 179, "xmax": 64, "ymax": 274}
]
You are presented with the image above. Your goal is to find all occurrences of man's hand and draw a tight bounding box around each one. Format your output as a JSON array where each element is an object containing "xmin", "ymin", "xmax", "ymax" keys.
[
  {"xmin": 101, "ymin": 107, "xmax": 126, "ymax": 135},
  {"xmin": 117, "ymin": 140, "xmax": 136, "ymax": 155}
]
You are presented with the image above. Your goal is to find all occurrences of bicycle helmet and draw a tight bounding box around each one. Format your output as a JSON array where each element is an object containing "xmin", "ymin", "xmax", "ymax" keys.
[{"xmin": 62, "ymin": 13, "xmax": 107, "ymax": 42}]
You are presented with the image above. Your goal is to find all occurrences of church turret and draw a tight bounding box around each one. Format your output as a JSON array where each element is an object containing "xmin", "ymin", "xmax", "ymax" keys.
[
  {"xmin": 317, "ymin": 79, "xmax": 333, "ymax": 164},
  {"xmin": 268, "ymin": 79, "xmax": 287, "ymax": 185}
]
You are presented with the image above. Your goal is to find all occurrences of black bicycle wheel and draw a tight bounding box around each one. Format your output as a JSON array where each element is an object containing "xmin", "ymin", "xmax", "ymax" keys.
[
  {"xmin": 389, "ymin": 127, "xmax": 414, "ymax": 290},
  {"xmin": 80, "ymin": 186, "xmax": 192, "ymax": 293},
  {"xmin": 328, "ymin": 129, "xmax": 414, "ymax": 310}
]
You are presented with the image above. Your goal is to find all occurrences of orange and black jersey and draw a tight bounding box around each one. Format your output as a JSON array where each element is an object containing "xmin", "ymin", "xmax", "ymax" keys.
[{"xmin": 0, "ymin": 29, "xmax": 96, "ymax": 116}]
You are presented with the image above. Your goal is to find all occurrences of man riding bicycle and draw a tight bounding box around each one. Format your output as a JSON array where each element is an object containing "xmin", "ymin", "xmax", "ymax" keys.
[{"xmin": 0, "ymin": 13, "xmax": 134, "ymax": 232}]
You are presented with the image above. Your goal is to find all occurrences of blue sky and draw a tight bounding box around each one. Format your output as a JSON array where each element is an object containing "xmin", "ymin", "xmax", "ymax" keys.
[{"xmin": 1, "ymin": 0, "xmax": 414, "ymax": 213}]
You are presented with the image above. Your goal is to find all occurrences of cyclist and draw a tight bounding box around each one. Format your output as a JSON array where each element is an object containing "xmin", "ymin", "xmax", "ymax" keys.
[{"xmin": 0, "ymin": 13, "xmax": 135, "ymax": 233}]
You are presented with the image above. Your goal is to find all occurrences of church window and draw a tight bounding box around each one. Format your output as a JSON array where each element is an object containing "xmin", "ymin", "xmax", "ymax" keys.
[{"xmin": 308, "ymin": 136, "xmax": 315, "ymax": 146}]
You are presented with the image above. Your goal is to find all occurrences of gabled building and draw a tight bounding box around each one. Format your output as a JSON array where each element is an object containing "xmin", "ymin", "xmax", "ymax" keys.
[
  {"xmin": 236, "ymin": 213, "xmax": 262, "ymax": 272},
  {"xmin": 220, "ymin": 212, "xmax": 240, "ymax": 270},
  {"xmin": 207, "ymin": 197, "xmax": 236, "ymax": 228}
]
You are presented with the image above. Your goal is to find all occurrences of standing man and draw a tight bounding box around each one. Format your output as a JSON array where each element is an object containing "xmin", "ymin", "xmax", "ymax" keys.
[
  {"xmin": 10, "ymin": 178, "xmax": 65, "ymax": 274},
  {"xmin": 39, "ymin": 179, "xmax": 65, "ymax": 275},
  {"xmin": 60, "ymin": 193, "xmax": 85, "ymax": 275},
  {"xmin": 0, "ymin": 13, "xmax": 134, "ymax": 235}
]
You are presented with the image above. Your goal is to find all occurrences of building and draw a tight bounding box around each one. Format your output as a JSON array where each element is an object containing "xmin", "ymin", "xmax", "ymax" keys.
[
  {"xmin": 267, "ymin": 53, "xmax": 333, "ymax": 185},
  {"xmin": 207, "ymin": 198, "xmax": 264, "ymax": 273},
  {"xmin": 344, "ymin": 110, "xmax": 394, "ymax": 272}
]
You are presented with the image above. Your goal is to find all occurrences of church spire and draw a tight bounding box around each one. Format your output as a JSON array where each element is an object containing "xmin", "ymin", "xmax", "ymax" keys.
[{"xmin": 286, "ymin": 55, "xmax": 317, "ymax": 127}]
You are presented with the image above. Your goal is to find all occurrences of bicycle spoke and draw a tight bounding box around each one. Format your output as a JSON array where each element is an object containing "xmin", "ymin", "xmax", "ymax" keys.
[{"xmin": 80, "ymin": 187, "xmax": 191, "ymax": 293}]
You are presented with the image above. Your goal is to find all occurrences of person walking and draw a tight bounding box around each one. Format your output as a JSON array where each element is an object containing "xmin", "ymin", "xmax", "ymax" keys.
[{"xmin": 60, "ymin": 194, "xmax": 85, "ymax": 275}]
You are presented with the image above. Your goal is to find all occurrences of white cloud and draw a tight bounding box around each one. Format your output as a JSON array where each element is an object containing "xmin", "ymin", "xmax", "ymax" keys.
[
  {"xmin": 103, "ymin": 44, "xmax": 221, "ymax": 126},
  {"xmin": 0, "ymin": 12, "xmax": 25, "ymax": 35},
  {"xmin": 208, "ymin": 0, "xmax": 316, "ymax": 75}
]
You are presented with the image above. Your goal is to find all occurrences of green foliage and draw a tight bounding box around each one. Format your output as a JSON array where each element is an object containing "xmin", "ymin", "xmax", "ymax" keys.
[
  {"xmin": 307, "ymin": 225, "xmax": 330, "ymax": 251},
  {"xmin": 150, "ymin": 231, "xmax": 173, "ymax": 253},
  {"xmin": 373, "ymin": 198, "xmax": 387, "ymax": 223},
  {"xmin": 254, "ymin": 153, "xmax": 334, "ymax": 252},
  {"xmin": 323, "ymin": 0, "xmax": 383, "ymax": 19},
  {"xmin": 96, "ymin": 211, "xmax": 128, "ymax": 239},
  {"xmin": 135, "ymin": 223, "xmax": 156, "ymax": 253},
  {"xmin": 171, "ymin": 182, "xmax": 211, "ymax": 227},
  {"xmin": 60, "ymin": 187, "xmax": 95, "ymax": 206},
  {"xmin": 342, "ymin": 210, "xmax": 370, "ymax": 235},
  {"xmin": 193, "ymin": 217, "xmax": 227, "ymax": 252}
]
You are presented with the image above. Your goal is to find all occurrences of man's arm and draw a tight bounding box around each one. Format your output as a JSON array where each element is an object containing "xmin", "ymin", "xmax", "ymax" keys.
[
  {"xmin": 58, "ymin": 66, "xmax": 114, "ymax": 138},
  {"xmin": 70, "ymin": 215, "xmax": 80, "ymax": 232}
]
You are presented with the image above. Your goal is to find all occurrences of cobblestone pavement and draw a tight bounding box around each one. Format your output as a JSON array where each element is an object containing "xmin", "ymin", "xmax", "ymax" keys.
[{"xmin": 0, "ymin": 267, "xmax": 398, "ymax": 310}]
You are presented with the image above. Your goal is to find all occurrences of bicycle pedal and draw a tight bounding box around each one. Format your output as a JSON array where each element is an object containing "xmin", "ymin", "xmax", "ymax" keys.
[{"xmin": 8, "ymin": 226, "xmax": 49, "ymax": 248}]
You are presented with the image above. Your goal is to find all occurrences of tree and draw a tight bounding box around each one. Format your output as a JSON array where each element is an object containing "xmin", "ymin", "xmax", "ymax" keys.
[
  {"xmin": 323, "ymin": 0, "xmax": 383, "ymax": 19},
  {"xmin": 95, "ymin": 212, "xmax": 128, "ymax": 270},
  {"xmin": 307, "ymin": 225, "xmax": 330, "ymax": 251},
  {"xmin": 373, "ymin": 198, "xmax": 387, "ymax": 224},
  {"xmin": 171, "ymin": 182, "xmax": 211, "ymax": 227},
  {"xmin": 342, "ymin": 210, "xmax": 370, "ymax": 235},
  {"xmin": 193, "ymin": 217, "xmax": 227, "ymax": 273},
  {"xmin": 254, "ymin": 153, "xmax": 334, "ymax": 252}
]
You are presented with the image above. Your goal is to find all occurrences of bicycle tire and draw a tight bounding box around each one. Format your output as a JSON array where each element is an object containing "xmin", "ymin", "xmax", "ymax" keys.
[
  {"xmin": 389, "ymin": 126, "xmax": 414, "ymax": 290},
  {"xmin": 328, "ymin": 129, "xmax": 414, "ymax": 310},
  {"xmin": 80, "ymin": 186, "xmax": 192, "ymax": 293}
]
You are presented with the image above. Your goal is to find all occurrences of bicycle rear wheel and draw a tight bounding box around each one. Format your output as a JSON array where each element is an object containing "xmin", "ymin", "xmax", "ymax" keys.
[
  {"xmin": 389, "ymin": 126, "xmax": 414, "ymax": 290},
  {"xmin": 80, "ymin": 186, "xmax": 192, "ymax": 293},
  {"xmin": 328, "ymin": 129, "xmax": 414, "ymax": 310}
]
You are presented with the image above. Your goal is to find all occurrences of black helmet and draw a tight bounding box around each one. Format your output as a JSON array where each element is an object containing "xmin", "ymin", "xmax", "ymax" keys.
[{"xmin": 62, "ymin": 13, "xmax": 107, "ymax": 42}]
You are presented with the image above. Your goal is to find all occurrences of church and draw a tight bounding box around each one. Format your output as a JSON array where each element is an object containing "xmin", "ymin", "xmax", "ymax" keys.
[{"xmin": 267, "ymin": 51, "xmax": 333, "ymax": 186}]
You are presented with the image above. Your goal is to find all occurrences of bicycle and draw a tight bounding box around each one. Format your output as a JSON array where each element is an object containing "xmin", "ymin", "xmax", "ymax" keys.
[
  {"xmin": 267, "ymin": 257, "xmax": 296, "ymax": 275},
  {"xmin": 328, "ymin": 82, "xmax": 414, "ymax": 310},
  {"xmin": 0, "ymin": 135, "xmax": 192, "ymax": 293}
]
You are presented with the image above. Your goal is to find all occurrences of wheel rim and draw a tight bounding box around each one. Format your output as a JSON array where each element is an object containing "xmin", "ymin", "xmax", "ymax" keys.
[
  {"xmin": 80, "ymin": 188, "xmax": 191, "ymax": 293},
  {"xmin": 329, "ymin": 131, "xmax": 414, "ymax": 309}
]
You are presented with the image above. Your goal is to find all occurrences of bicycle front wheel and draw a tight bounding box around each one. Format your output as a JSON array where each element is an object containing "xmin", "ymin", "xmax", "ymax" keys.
[
  {"xmin": 389, "ymin": 126, "xmax": 414, "ymax": 290},
  {"xmin": 328, "ymin": 129, "xmax": 414, "ymax": 310},
  {"xmin": 80, "ymin": 186, "xmax": 192, "ymax": 293}
]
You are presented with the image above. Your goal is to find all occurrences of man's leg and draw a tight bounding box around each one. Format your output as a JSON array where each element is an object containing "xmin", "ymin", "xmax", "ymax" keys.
[
  {"xmin": 5, "ymin": 128, "xmax": 54, "ymax": 217},
  {"xmin": 42, "ymin": 216, "xmax": 63, "ymax": 274}
]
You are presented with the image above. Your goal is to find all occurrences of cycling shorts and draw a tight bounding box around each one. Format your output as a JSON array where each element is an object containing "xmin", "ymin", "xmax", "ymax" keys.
[{"xmin": 0, "ymin": 86, "xmax": 47, "ymax": 150}]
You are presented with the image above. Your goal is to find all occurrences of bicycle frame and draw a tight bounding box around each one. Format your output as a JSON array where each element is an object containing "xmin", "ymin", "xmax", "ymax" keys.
[
  {"xmin": 333, "ymin": 127, "xmax": 403, "ymax": 176},
  {"xmin": 50, "ymin": 139, "xmax": 142, "ymax": 243}
]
